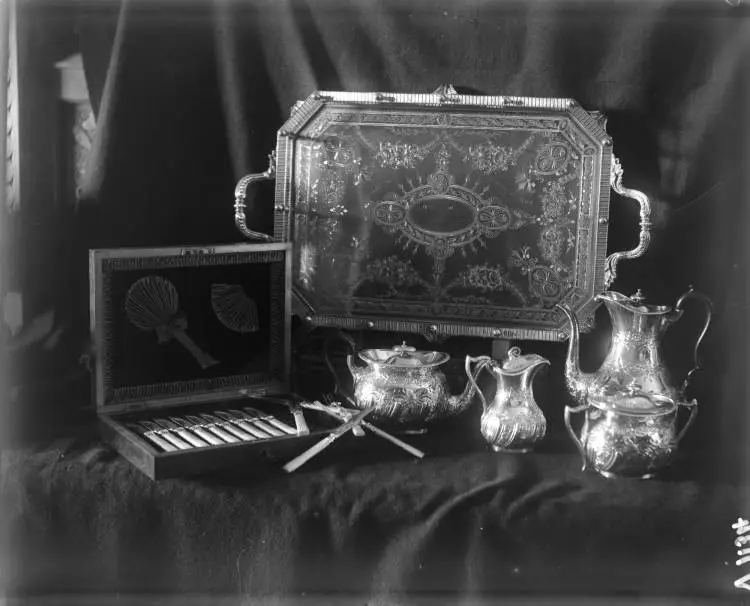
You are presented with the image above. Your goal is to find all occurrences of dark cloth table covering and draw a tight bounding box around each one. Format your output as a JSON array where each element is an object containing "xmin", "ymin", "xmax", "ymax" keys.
[
  {"xmin": 1, "ymin": 419, "xmax": 747, "ymax": 604},
  {"xmin": 4, "ymin": 0, "xmax": 750, "ymax": 603}
]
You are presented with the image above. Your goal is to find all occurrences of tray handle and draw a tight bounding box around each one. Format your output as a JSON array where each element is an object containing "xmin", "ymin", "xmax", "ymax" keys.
[
  {"xmin": 604, "ymin": 156, "xmax": 653, "ymax": 288},
  {"xmin": 233, "ymin": 151, "xmax": 276, "ymax": 242}
]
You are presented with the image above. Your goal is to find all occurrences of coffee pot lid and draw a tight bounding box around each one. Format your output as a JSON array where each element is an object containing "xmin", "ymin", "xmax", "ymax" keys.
[
  {"xmin": 598, "ymin": 289, "xmax": 673, "ymax": 315},
  {"xmin": 359, "ymin": 342, "xmax": 449, "ymax": 368},
  {"xmin": 588, "ymin": 392, "xmax": 677, "ymax": 416}
]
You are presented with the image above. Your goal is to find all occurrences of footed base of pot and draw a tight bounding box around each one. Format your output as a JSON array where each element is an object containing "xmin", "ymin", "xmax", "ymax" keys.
[
  {"xmin": 491, "ymin": 445, "xmax": 533, "ymax": 454},
  {"xmin": 595, "ymin": 469, "xmax": 657, "ymax": 480}
]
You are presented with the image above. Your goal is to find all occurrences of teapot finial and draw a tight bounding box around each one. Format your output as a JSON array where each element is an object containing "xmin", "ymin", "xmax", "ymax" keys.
[
  {"xmin": 393, "ymin": 341, "xmax": 416, "ymax": 356},
  {"xmin": 630, "ymin": 289, "xmax": 646, "ymax": 304}
]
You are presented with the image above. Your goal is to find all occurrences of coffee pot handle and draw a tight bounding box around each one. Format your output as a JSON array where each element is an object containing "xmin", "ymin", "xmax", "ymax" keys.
[
  {"xmin": 675, "ymin": 285, "xmax": 714, "ymax": 397},
  {"xmin": 674, "ymin": 399, "xmax": 699, "ymax": 444},
  {"xmin": 564, "ymin": 404, "xmax": 590, "ymax": 471},
  {"xmin": 464, "ymin": 356, "xmax": 493, "ymax": 412}
]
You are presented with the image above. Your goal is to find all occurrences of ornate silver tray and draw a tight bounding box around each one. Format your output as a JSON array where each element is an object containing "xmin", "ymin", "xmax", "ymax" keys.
[{"xmin": 234, "ymin": 86, "xmax": 651, "ymax": 341}]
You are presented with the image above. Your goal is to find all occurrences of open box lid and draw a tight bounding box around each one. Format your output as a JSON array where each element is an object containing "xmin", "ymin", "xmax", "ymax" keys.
[
  {"xmin": 89, "ymin": 243, "xmax": 292, "ymax": 415},
  {"xmin": 234, "ymin": 86, "xmax": 652, "ymax": 342}
]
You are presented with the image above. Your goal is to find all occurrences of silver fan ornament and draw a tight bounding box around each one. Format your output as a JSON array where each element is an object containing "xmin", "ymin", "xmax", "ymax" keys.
[
  {"xmin": 125, "ymin": 275, "xmax": 219, "ymax": 370},
  {"xmin": 211, "ymin": 284, "xmax": 259, "ymax": 333}
]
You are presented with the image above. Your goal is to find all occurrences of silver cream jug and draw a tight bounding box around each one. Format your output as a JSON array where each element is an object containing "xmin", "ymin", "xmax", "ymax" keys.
[{"xmin": 466, "ymin": 347, "xmax": 550, "ymax": 453}]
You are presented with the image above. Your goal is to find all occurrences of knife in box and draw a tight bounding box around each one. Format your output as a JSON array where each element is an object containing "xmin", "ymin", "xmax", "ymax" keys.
[
  {"xmin": 214, "ymin": 411, "xmax": 273, "ymax": 440},
  {"xmin": 198, "ymin": 413, "xmax": 257, "ymax": 442},
  {"xmin": 185, "ymin": 414, "xmax": 242, "ymax": 443},
  {"xmin": 140, "ymin": 420, "xmax": 193, "ymax": 450},
  {"xmin": 242, "ymin": 407, "xmax": 297, "ymax": 435},
  {"xmin": 169, "ymin": 416, "xmax": 227, "ymax": 446},
  {"xmin": 153, "ymin": 418, "xmax": 210, "ymax": 448},
  {"xmin": 228, "ymin": 409, "xmax": 285, "ymax": 437},
  {"xmin": 129, "ymin": 423, "xmax": 178, "ymax": 452}
]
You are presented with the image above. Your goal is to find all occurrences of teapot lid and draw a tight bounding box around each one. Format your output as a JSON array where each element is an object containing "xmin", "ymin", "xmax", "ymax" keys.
[
  {"xmin": 358, "ymin": 342, "xmax": 449, "ymax": 368},
  {"xmin": 588, "ymin": 392, "xmax": 677, "ymax": 416}
]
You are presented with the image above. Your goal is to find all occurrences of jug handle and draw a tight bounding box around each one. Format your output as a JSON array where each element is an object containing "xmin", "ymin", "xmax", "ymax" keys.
[
  {"xmin": 675, "ymin": 286, "xmax": 714, "ymax": 397},
  {"xmin": 564, "ymin": 403, "xmax": 590, "ymax": 471},
  {"xmin": 464, "ymin": 355, "xmax": 493, "ymax": 412},
  {"xmin": 675, "ymin": 399, "xmax": 699, "ymax": 444}
]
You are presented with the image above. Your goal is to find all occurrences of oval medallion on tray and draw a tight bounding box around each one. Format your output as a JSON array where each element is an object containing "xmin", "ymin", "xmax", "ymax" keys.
[{"xmin": 407, "ymin": 196, "xmax": 476, "ymax": 235}]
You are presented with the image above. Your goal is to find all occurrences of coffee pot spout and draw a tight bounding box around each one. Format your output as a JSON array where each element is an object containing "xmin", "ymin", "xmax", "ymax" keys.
[{"xmin": 556, "ymin": 303, "xmax": 595, "ymax": 405}]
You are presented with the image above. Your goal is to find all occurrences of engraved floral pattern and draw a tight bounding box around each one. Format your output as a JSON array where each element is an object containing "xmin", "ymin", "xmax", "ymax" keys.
[
  {"xmin": 534, "ymin": 143, "xmax": 570, "ymax": 174},
  {"xmin": 360, "ymin": 256, "xmax": 430, "ymax": 296},
  {"xmin": 375, "ymin": 141, "xmax": 431, "ymax": 170},
  {"xmin": 292, "ymin": 106, "xmax": 599, "ymax": 330}
]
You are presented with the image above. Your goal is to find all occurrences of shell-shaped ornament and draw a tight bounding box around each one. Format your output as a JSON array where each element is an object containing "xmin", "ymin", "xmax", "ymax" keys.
[
  {"xmin": 211, "ymin": 284, "xmax": 259, "ymax": 333},
  {"xmin": 125, "ymin": 275, "xmax": 180, "ymax": 330}
]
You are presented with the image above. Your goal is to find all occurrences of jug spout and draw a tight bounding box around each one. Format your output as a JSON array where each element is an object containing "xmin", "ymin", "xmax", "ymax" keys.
[{"xmin": 556, "ymin": 303, "xmax": 595, "ymax": 405}]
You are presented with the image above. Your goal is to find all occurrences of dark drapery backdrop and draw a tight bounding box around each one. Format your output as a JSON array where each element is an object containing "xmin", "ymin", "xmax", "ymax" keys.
[
  {"xmin": 4, "ymin": 1, "xmax": 750, "ymax": 600},
  {"xmin": 36, "ymin": 0, "xmax": 748, "ymax": 466}
]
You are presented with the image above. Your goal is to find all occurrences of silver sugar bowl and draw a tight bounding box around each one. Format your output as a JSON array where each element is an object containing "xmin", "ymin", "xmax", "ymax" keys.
[{"xmin": 565, "ymin": 393, "xmax": 698, "ymax": 479}]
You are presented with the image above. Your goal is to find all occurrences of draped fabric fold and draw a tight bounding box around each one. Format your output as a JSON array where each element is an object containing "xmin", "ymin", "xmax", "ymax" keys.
[{"xmin": 51, "ymin": 0, "xmax": 747, "ymax": 459}]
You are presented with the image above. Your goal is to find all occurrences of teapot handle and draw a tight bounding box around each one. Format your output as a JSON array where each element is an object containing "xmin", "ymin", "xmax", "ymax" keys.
[
  {"xmin": 675, "ymin": 285, "xmax": 714, "ymax": 397},
  {"xmin": 464, "ymin": 355, "xmax": 493, "ymax": 412},
  {"xmin": 323, "ymin": 330, "xmax": 359, "ymax": 403},
  {"xmin": 564, "ymin": 403, "xmax": 590, "ymax": 471},
  {"xmin": 233, "ymin": 152, "xmax": 276, "ymax": 242}
]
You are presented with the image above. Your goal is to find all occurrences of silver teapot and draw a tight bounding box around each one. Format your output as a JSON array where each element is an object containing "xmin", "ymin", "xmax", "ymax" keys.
[
  {"xmin": 557, "ymin": 286, "xmax": 713, "ymax": 478},
  {"xmin": 466, "ymin": 347, "xmax": 550, "ymax": 453},
  {"xmin": 337, "ymin": 342, "xmax": 485, "ymax": 426}
]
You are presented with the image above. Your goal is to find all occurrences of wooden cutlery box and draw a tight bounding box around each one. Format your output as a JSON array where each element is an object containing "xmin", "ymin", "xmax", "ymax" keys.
[{"xmin": 89, "ymin": 242, "xmax": 332, "ymax": 480}]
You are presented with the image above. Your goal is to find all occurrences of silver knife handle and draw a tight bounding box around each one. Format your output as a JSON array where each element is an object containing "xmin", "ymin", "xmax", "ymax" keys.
[
  {"xmin": 154, "ymin": 420, "xmax": 210, "ymax": 448},
  {"xmin": 170, "ymin": 417, "xmax": 226, "ymax": 446},
  {"xmin": 243, "ymin": 408, "xmax": 297, "ymax": 435},
  {"xmin": 283, "ymin": 436, "xmax": 334, "ymax": 473},
  {"xmin": 130, "ymin": 424, "xmax": 178, "ymax": 452},
  {"xmin": 207, "ymin": 424, "xmax": 241, "ymax": 444},
  {"xmin": 190, "ymin": 425, "xmax": 226, "ymax": 446},
  {"xmin": 292, "ymin": 408, "xmax": 310, "ymax": 435},
  {"xmin": 240, "ymin": 421, "xmax": 275, "ymax": 439},
  {"xmin": 216, "ymin": 412, "xmax": 272, "ymax": 440},
  {"xmin": 216, "ymin": 422, "xmax": 255, "ymax": 442},
  {"xmin": 197, "ymin": 415, "xmax": 254, "ymax": 442},
  {"xmin": 141, "ymin": 422, "xmax": 193, "ymax": 450},
  {"xmin": 226, "ymin": 411, "xmax": 277, "ymax": 438},
  {"xmin": 248, "ymin": 418, "xmax": 285, "ymax": 437},
  {"xmin": 174, "ymin": 428, "xmax": 209, "ymax": 448}
]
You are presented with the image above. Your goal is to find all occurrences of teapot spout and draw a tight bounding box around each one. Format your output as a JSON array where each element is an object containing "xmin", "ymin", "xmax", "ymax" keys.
[
  {"xmin": 346, "ymin": 355, "xmax": 364, "ymax": 381},
  {"xmin": 555, "ymin": 303, "xmax": 594, "ymax": 405}
]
